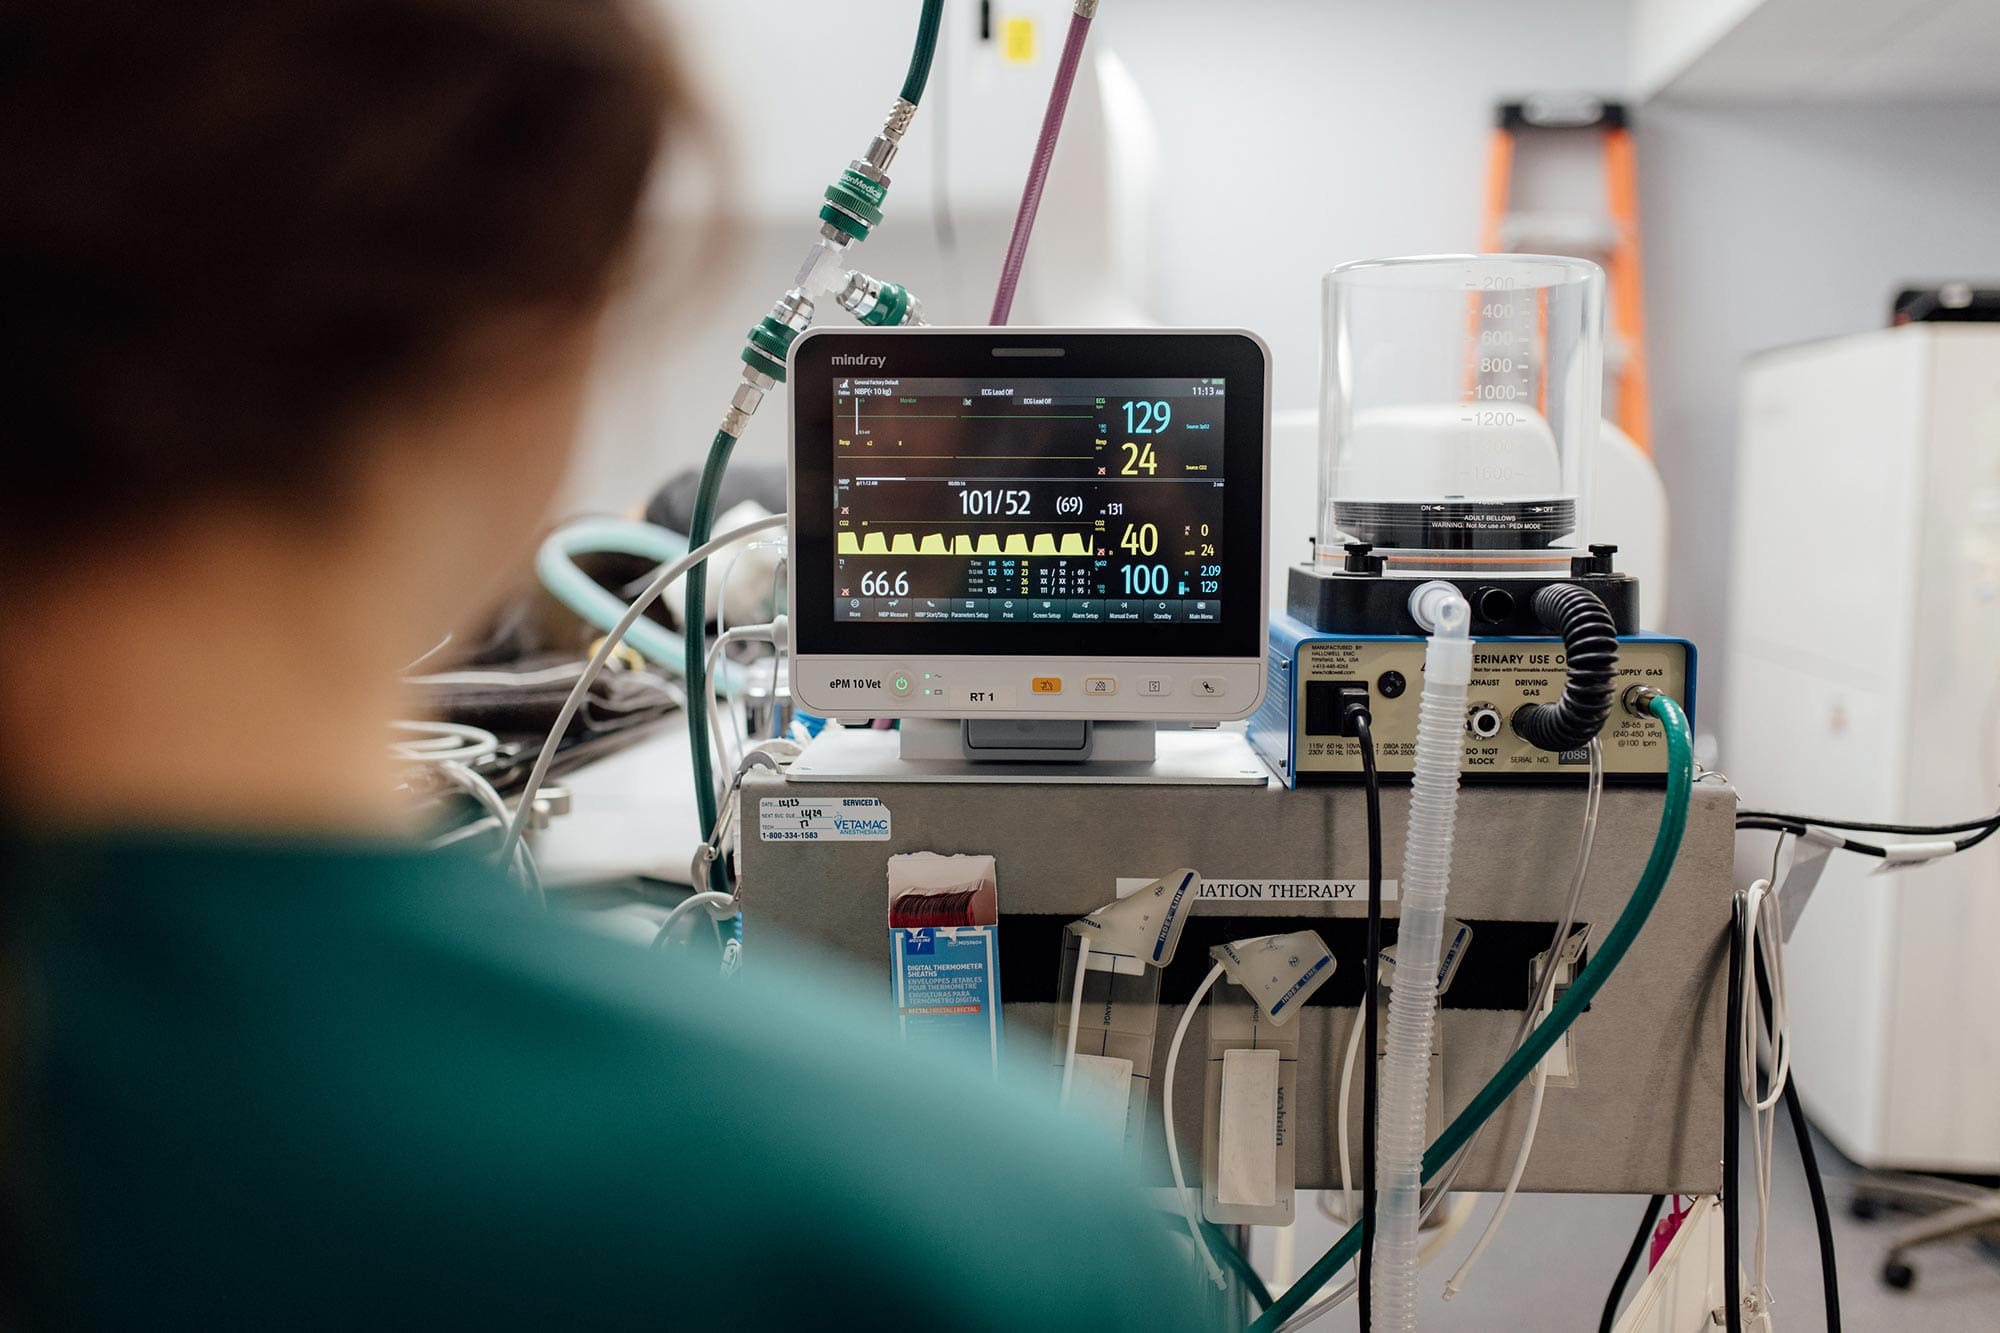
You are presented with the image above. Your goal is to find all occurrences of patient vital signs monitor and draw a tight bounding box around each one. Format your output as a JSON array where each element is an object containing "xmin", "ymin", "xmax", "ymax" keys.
[{"xmin": 788, "ymin": 329, "xmax": 1270, "ymax": 722}]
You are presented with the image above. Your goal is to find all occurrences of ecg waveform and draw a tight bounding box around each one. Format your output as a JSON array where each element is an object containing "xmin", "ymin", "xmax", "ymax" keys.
[{"xmin": 836, "ymin": 531, "xmax": 1092, "ymax": 557}]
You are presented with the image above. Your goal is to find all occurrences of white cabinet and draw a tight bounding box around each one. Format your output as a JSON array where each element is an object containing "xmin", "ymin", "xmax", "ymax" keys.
[{"xmin": 1725, "ymin": 324, "xmax": 2000, "ymax": 1170}]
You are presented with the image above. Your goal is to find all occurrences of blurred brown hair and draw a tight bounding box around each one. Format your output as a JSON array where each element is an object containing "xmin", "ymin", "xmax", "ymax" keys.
[{"xmin": 0, "ymin": 0, "xmax": 685, "ymax": 557}]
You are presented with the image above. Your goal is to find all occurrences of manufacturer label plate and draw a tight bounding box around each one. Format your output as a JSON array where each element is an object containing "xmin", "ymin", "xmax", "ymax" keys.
[{"xmin": 759, "ymin": 797, "xmax": 892, "ymax": 841}]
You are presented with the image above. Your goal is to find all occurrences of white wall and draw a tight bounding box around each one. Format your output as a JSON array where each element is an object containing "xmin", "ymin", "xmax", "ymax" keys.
[
  {"xmin": 1637, "ymin": 100, "xmax": 2000, "ymax": 728},
  {"xmin": 569, "ymin": 4, "xmax": 2000, "ymax": 743},
  {"xmin": 1098, "ymin": 0, "xmax": 1630, "ymax": 412},
  {"xmin": 567, "ymin": 0, "xmax": 1631, "ymax": 515},
  {"xmin": 565, "ymin": 0, "xmax": 1073, "ymax": 515}
]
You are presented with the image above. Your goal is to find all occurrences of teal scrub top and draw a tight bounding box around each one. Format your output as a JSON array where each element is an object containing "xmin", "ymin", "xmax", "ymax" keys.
[{"xmin": 0, "ymin": 833, "xmax": 1209, "ymax": 1329}]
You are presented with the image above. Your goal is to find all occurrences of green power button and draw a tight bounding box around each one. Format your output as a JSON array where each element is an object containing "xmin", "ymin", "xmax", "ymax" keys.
[{"xmin": 889, "ymin": 671, "xmax": 914, "ymax": 697}]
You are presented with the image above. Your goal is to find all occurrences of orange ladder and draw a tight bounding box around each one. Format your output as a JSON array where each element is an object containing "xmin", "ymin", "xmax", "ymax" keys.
[{"xmin": 1482, "ymin": 96, "xmax": 1651, "ymax": 455}]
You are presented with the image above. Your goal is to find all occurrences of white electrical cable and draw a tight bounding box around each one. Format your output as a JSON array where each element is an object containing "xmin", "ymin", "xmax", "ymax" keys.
[
  {"xmin": 1311, "ymin": 1183, "xmax": 1475, "ymax": 1311},
  {"xmin": 498, "ymin": 513, "xmax": 789, "ymax": 869},
  {"xmin": 713, "ymin": 535, "xmax": 789, "ymax": 771},
  {"xmin": 704, "ymin": 630, "xmax": 743, "ymax": 787},
  {"xmin": 707, "ymin": 633, "xmax": 782, "ymax": 794},
  {"xmin": 434, "ymin": 759, "xmax": 507, "ymax": 824},
  {"xmin": 431, "ymin": 760, "xmax": 543, "ymax": 902},
  {"xmin": 1288, "ymin": 741, "xmax": 1607, "ymax": 1331},
  {"xmin": 1428, "ymin": 737, "xmax": 1604, "ymax": 1301},
  {"xmin": 1337, "ymin": 1006, "xmax": 1364, "ymax": 1223},
  {"xmin": 650, "ymin": 890, "xmax": 738, "ymax": 949},
  {"xmin": 1163, "ymin": 961, "xmax": 1228, "ymax": 1291},
  {"xmin": 1059, "ymin": 936, "xmax": 1093, "ymax": 1101},
  {"xmin": 1441, "ymin": 1067, "xmax": 1546, "ymax": 1301},
  {"xmin": 1419, "ymin": 1194, "xmax": 1478, "ymax": 1266},
  {"xmin": 391, "ymin": 721, "xmax": 540, "ymax": 896},
  {"xmin": 389, "ymin": 719, "xmax": 501, "ymax": 767},
  {"xmin": 400, "ymin": 633, "xmax": 457, "ymax": 673},
  {"xmin": 1738, "ymin": 873, "xmax": 1789, "ymax": 1312},
  {"xmin": 410, "ymin": 660, "xmax": 612, "ymax": 690}
]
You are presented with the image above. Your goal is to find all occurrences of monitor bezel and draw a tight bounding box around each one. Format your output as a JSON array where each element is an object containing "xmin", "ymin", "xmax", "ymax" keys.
[{"xmin": 787, "ymin": 327, "xmax": 1271, "ymax": 662}]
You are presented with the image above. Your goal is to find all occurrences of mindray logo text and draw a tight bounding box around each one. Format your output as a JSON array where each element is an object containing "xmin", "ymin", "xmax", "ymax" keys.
[{"xmin": 831, "ymin": 354, "xmax": 886, "ymax": 367}]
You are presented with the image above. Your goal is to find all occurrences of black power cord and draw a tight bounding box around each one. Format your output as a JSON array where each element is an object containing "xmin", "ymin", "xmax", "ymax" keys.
[
  {"xmin": 1735, "ymin": 805, "xmax": 2000, "ymax": 837},
  {"xmin": 1352, "ymin": 710, "xmax": 1384, "ymax": 1331},
  {"xmin": 1723, "ymin": 896, "xmax": 1746, "ymax": 1333},
  {"xmin": 1599, "ymin": 1194, "xmax": 1667, "ymax": 1332},
  {"xmin": 1737, "ymin": 807, "xmax": 2000, "ymax": 861},
  {"xmin": 1756, "ymin": 948, "xmax": 1842, "ymax": 1331}
]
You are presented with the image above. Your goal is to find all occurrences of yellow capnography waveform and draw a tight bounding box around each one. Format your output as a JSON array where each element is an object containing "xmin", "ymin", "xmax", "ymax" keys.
[{"xmin": 836, "ymin": 531, "xmax": 1090, "ymax": 556}]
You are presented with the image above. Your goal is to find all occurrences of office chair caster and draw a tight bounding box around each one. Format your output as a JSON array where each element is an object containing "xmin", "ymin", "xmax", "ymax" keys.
[{"xmin": 1882, "ymin": 1258, "xmax": 1916, "ymax": 1291}]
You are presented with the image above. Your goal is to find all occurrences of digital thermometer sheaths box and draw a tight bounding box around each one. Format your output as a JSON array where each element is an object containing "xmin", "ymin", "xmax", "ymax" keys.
[{"xmin": 888, "ymin": 853, "xmax": 1003, "ymax": 1072}]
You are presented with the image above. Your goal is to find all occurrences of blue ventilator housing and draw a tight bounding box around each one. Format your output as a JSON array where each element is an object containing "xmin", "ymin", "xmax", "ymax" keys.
[{"xmin": 1249, "ymin": 615, "xmax": 1697, "ymax": 787}]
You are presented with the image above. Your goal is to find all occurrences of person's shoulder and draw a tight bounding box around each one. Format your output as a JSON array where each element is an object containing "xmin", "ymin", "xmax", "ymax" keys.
[
  {"xmin": 406, "ymin": 905, "xmax": 1210, "ymax": 1328},
  {"xmin": 9, "ymin": 833, "xmax": 1207, "ymax": 1327}
]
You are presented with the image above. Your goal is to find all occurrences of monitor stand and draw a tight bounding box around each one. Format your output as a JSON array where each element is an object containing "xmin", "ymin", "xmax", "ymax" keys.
[
  {"xmin": 785, "ymin": 718, "xmax": 1271, "ymax": 786},
  {"xmin": 902, "ymin": 717, "xmax": 1156, "ymax": 764}
]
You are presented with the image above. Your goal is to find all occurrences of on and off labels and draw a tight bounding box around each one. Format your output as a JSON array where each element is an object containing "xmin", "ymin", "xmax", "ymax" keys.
[{"xmin": 759, "ymin": 797, "xmax": 892, "ymax": 842}]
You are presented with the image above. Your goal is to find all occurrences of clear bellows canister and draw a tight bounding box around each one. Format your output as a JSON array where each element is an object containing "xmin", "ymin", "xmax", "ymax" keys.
[{"xmin": 1318, "ymin": 254, "xmax": 1605, "ymax": 577}]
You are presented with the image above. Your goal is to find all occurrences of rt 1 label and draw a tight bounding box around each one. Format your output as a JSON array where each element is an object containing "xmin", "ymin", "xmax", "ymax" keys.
[{"xmin": 760, "ymin": 797, "xmax": 892, "ymax": 842}]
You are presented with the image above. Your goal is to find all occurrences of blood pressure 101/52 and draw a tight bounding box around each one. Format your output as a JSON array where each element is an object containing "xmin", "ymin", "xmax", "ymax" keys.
[{"xmin": 830, "ymin": 375, "xmax": 1228, "ymax": 625}]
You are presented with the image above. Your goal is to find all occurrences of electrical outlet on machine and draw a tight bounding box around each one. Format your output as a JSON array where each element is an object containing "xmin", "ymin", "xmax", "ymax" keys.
[{"xmin": 1529, "ymin": 926, "xmax": 1589, "ymax": 1088}]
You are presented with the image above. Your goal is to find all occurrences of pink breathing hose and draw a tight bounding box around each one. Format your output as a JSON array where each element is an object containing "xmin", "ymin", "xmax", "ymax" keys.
[{"xmin": 988, "ymin": 5, "xmax": 1095, "ymax": 325}]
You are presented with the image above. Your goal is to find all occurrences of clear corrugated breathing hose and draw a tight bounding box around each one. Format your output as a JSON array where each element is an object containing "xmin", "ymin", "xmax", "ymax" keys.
[
  {"xmin": 1256, "ymin": 691, "xmax": 1694, "ymax": 1332},
  {"xmin": 1371, "ymin": 581, "xmax": 1473, "ymax": 1330}
]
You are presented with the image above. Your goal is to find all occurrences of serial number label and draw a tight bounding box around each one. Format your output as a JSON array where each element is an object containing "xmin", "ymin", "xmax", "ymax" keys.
[{"xmin": 759, "ymin": 797, "xmax": 892, "ymax": 841}]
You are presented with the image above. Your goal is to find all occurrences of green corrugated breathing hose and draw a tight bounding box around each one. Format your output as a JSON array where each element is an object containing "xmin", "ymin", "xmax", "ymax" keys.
[{"xmin": 1252, "ymin": 694, "xmax": 1695, "ymax": 1332}]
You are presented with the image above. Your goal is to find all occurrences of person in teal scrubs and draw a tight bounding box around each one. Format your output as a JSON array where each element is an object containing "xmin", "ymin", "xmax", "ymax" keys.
[{"xmin": 0, "ymin": 2, "xmax": 1211, "ymax": 1326}]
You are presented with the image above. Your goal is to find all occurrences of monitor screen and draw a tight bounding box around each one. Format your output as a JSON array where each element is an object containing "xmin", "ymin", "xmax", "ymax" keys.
[
  {"xmin": 787, "ymin": 329, "xmax": 1268, "ymax": 721},
  {"xmin": 830, "ymin": 375, "xmax": 1229, "ymax": 627}
]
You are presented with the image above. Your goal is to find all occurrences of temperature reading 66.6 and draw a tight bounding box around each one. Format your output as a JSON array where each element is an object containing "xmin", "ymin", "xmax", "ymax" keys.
[{"xmin": 831, "ymin": 375, "xmax": 1226, "ymax": 624}]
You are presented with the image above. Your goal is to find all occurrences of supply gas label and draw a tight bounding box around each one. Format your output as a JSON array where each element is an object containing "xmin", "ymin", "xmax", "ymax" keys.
[{"xmin": 759, "ymin": 797, "xmax": 892, "ymax": 841}]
